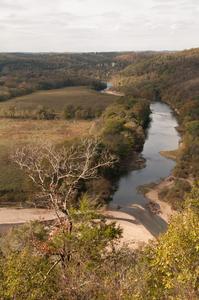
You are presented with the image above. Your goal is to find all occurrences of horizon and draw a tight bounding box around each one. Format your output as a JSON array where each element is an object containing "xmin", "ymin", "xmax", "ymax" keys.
[{"xmin": 0, "ymin": 48, "xmax": 197, "ymax": 54}]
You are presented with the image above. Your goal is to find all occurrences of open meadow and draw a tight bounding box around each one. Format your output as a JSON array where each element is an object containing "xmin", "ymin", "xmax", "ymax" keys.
[
  {"xmin": 0, "ymin": 86, "xmax": 118, "ymax": 117},
  {"xmin": 0, "ymin": 85, "xmax": 119, "ymax": 205},
  {"xmin": 0, "ymin": 117, "xmax": 94, "ymax": 206},
  {"xmin": 0, "ymin": 87, "xmax": 102, "ymax": 205}
]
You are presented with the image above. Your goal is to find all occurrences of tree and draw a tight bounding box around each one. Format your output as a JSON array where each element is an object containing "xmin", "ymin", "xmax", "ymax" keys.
[
  {"xmin": 10, "ymin": 139, "xmax": 119, "ymax": 298},
  {"xmin": 138, "ymin": 183, "xmax": 199, "ymax": 299},
  {"xmin": 90, "ymin": 80, "xmax": 107, "ymax": 91},
  {"xmin": 0, "ymin": 198, "xmax": 122, "ymax": 300},
  {"xmin": 12, "ymin": 138, "xmax": 117, "ymax": 219}
]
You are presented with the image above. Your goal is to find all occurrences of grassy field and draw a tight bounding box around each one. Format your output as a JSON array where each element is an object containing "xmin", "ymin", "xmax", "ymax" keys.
[
  {"xmin": 0, "ymin": 118, "xmax": 94, "ymax": 206},
  {"xmin": 0, "ymin": 86, "xmax": 118, "ymax": 116},
  {"xmin": 0, "ymin": 86, "xmax": 118, "ymax": 205}
]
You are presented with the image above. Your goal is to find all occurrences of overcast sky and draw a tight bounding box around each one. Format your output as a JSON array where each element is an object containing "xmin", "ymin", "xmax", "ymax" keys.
[{"xmin": 0, "ymin": 0, "xmax": 199, "ymax": 52}]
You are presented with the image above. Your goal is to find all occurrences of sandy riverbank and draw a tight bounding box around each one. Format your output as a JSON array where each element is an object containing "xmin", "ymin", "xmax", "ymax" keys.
[
  {"xmin": 0, "ymin": 208, "xmax": 58, "ymax": 234},
  {"xmin": 105, "ymin": 210, "xmax": 154, "ymax": 248},
  {"xmin": 0, "ymin": 206, "xmax": 158, "ymax": 248},
  {"xmin": 145, "ymin": 177, "xmax": 175, "ymax": 222},
  {"xmin": 105, "ymin": 177, "xmax": 176, "ymax": 249},
  {"xmin": 102, "ymin": 89, "xmax": 124, "ymax": 97},
  {"xmin": 0, "ymin": 177, "xmax": 175, "ymax": 247}
]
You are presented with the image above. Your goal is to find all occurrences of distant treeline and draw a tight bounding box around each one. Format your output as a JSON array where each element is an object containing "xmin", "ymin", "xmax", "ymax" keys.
[
  {"xmin": 0, "ymin": 52, "xmax": 129, "ymax": 101},
  {"xmin": 0, "ymin": 52, "xmax": 159, "ymax": 101},
  {"xmin": 0, "ymin": 74, "xmax": 107, "ymax": 102}
]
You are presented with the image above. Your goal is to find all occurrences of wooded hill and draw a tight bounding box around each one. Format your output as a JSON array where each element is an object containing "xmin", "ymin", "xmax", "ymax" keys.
[
  {"xmin": 0, "ymin": 49, "xmax": 198, "ymax": 208},
  {"xmin": 0, "ymin": 51, "xmax": 158, "ymax": 101},
  {"xmin": 113, "ymin": 48, "xmax": 199, "ymax": 106},
  {"xmin": 0, "ymin": 52, "xmax": 125, "ymax": 101},
  {"xmin": 113, "ymin": 48, "xmax": 199, "ymax": 180}
]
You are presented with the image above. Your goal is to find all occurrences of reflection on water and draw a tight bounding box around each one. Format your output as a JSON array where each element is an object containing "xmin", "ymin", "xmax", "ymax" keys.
[{"xmin": 110, "ymin": 102, "xmax": 180, "ymax": 209}]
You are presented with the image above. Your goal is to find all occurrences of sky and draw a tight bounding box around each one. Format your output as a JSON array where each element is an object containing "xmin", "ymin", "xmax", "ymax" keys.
[{"xmin": 0, "ymin": 0, "xmax": 199, "ymax": 52}]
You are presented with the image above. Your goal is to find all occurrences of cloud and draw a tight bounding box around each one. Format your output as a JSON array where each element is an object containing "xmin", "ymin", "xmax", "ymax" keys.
[
  {"xmin": 0, "ymin": 0, "xmax": 198, "ymax": 51},
  {"xmin": 152, "ymin": 0, "xmax": 199, "ymax": 11},
  {"xmin": 0, "ymin": 0, "xmax": 23, "ymax": 11}
]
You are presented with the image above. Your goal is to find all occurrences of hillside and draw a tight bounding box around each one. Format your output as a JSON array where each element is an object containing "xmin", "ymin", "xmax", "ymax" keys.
[
  {"xmin": 0, "ymin": 52, "xmax": 158, "ymax": 101},
  {"xmin": 113, "ymin": 48, "xmax": 199, "ymax": 179},
  {"xmin": 0, "ymin": 52, "xmax": 126, "ymax": 101},
  {"xmin": 0, "ymin": 49, "xmax": 198, "ymax": 209}
]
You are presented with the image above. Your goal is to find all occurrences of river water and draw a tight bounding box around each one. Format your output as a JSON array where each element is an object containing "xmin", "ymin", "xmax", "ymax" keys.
[{"xmin": 109, "ymin": 102, "xmax": 180, "ymax": 210}]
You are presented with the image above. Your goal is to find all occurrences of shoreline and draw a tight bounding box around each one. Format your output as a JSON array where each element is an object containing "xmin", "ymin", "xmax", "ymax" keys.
[
  {"xmin": 0, "ymin": 208, "xmax": 58, "ymax": 234},
  {"xmin": 145, "ymin": 177, "xmax": 176, "ymax": 222},
  {"xmin": 0, "ymin": 177, "xmax": 176, "ymax": 248},
  {"xmin": 101, "ymin": 89, "xmax": 124, "ymax": 97},
  {"xmin": 102, "ymin": 98, "xmax": 180, "ymax": 248},
  {"xmin": 104, "ymin": 176, "xmax": 176, "ymax": 249},
  {"xmin": 0, "ymin": 91, "xmax": 179, "ymax": 249}
]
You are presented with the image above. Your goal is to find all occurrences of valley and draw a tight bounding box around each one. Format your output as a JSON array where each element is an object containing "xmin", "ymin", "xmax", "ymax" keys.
[{"xmin": 0, "ymin": 49, "xmax": 198, "ymax": 299}]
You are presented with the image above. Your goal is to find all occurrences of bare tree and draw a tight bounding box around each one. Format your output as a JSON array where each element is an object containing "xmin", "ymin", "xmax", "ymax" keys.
[
  {"xmin": 12, "ymin": 138, "xmax": 117, "ymax": 219},
  {"xmin": 11, "ymin": 138, "xmax": 119, "ymax": 282}
]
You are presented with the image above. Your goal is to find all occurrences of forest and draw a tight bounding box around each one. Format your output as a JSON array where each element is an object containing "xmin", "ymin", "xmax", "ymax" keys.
[
  {"xmin": 0, "ymin": 49, "xmax": 198, "ymax": 299},
  {"xmin": 0, "ymin": 52, "xmax": 129, "ymax": 101}
]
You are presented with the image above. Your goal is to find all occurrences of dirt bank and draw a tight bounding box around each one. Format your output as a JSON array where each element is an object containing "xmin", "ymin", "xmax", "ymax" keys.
[
  {"xmin": 102, "ymin": 89, "xmax": 124, "ymax": 97},
  {"xmin": 0, "ymin": 208, "xmax": 57, "ymax": 234},
  {"xmin": 105, "ymin": 210, "xmax": 154, "ymax": 248},
  {"xmin": 145, "ymin": 178, "xmax": 176, "ymax": 223},
  {"xmin": 0, "ymin": 206, "xmax": 157, "ymax": 249},
  {"xmin": 0, "ymin": 188, "xmax": 175, "ymax": 248},
  {"xmin": 104, "ymin": 178, "xmax": 176, "ymax": 249}
]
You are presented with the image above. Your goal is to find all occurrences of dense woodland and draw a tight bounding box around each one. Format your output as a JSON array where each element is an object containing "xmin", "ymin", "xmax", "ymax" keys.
[
  {"xmin": 0, "ymin": 49, "xmax": 198, "ymax": 299},
  {"xmin": 0, "ymin": 51, "xmax": 160, "ymax": 101},
  {"xmin": 0, "ymin": 52, "xmax": 128, "ymax": 101}
]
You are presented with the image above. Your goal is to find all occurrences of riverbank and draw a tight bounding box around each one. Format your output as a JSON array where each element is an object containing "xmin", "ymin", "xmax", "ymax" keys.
[
  {"xmin": 104, "ymin": 178, "xmax": 175, "ymax": 249},
  {"xmin": 0, "ymin": 177, "xmax": 175, "ymax": 248},
  {"xmin": 103, "ymin": 177, "xmax": 176, "ymax": 249},
  {"xmin": 106, "ymin": 102, "xmax": 180, "ymax": 247},
  {"xmin": 0, "ymin": 100, "xmax": 179, "ymax": 249},
  {"xmin": 0, "ymin": 208, "xmax": 57, "ymax": 234},
  {"xmin": 145, "ymin": 177, "xmax": 176, "ymax": 222},
  {"xmin": 0, "ymin": 203, "xmax": 171, "ymax": 249},
  {"xmin": 101, "ymin": 89, "xmax": 124, "ymax": 97},
  {"xmin": 105, "ymin": 210, "xmax": 154, "ymax": 248}
]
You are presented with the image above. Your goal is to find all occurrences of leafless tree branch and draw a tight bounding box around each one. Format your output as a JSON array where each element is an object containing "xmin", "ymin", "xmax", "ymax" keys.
[{"xmin": 12, "ymin": 138, "xmax": 117, "ymax": 218}]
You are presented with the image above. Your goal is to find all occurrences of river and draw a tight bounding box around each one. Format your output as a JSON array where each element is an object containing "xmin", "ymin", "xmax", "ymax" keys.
[
  {"xmin": 108, "ymin": 102, "xmax": 180, "ymax": 236},
  {"xmin": 0, "ymin": 95, "xmax": 180, "ymax": 239}
]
